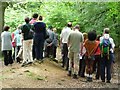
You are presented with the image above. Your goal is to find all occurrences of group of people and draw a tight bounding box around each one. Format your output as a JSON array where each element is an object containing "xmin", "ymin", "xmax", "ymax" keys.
[
  {"xmin": 1, "ymin": 13, "xmax": 58, "ymax": 67},
  {"xmin": 1, "ymin": 13, "xmax": 115, "ymax": 83},
  {"xmin": 60, "ymin": 22, "xmax": 115, "ymax": 83}
]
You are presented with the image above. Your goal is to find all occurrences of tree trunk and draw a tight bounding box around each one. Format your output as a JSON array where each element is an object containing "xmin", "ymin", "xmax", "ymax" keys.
[{"xmin": 0, "ymin": 2, "xmax": 8, "ymax": 56}]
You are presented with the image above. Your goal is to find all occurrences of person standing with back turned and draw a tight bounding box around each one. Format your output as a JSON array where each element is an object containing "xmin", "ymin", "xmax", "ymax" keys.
[
  {"xmin": 67, "ymin": 25, "xmax": 84, "ymax": 79},
  {"xmin": 60, "ymin": 22, "xmax": 72, "ymax": 70},
  {"xmin": 33, "ymin": 16, "xmax": 47, "ymax": 63},
  {"xmin": 1, "ymin": 26, "xmax": 13, "ymax": 66},
  {"xmin": 21, "ymin": 17, "xmax": 33, "ymax": 67},
  {"xmin": 100, "ymin": 28, "xmax": 115, "ymax": 83},
  {"xmin": 29, "ymin": 13, "xmax": 38, "ymax": 60}
]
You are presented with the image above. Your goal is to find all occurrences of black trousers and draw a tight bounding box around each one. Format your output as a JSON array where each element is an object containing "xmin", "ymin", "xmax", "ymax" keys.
[
  {"xmin": 53, "ymin": 46, "xmax": 57, "ymax": 58},
  {"xmin": 78, "ymin": 55, "xmax": 86, "ymax": 77},
  {"xmin": 2, "ymin": 50, "xmax": 13, "ymax": 66},
  {"xmin": 93, "ymin": 55, "xmax": 101, "ymax": 79},
  {"xmin": 32, "ymin": 45, "xmax": 36, "ymax": 60},
  {"xmin": 62, "ymin": 43, "xmax": 69, "ymax": 70}
]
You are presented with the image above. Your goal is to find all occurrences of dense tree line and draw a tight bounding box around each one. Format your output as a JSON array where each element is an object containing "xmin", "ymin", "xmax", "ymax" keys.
[{"xmin": 4, "ymin": 1, "xmax": 120, "ymax": 47}]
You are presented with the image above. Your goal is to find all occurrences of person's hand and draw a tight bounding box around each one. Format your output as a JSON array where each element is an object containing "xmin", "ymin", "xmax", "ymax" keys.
[
  {"xmin": 113, "ymin": 61, "xmax": 115, "ymax": 63},
  {"xmin": 47, "ymin": 43, "xmax": 52, "ymax": 47}
]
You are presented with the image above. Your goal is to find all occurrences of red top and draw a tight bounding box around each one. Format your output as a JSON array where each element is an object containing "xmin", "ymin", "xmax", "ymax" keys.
[
  {"xmin": 84, "ymin": 40, "xmax": 99, "ymax": 56},
  {"xmin": 94, "ymin": 40, "xmax": 101, "ymax": 55},
  {"xmin": 11, "ymin": 33, "xmax": 16, "ymax": 47},
  {"xmin": 29, "ymin": 18, "xmax": 37, "ymax": 24}
]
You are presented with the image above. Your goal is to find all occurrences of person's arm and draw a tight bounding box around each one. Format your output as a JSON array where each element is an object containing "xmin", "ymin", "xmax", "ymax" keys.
[
  {"xmin": 31, "ymin": 24, "xmax": 35, "ymax": 31},
  {"xmin": 52, "ymin": 33, "xmax": 57, "ymax": 45},
  {"xmin": 67, "ymin": 34, "xmax": 71, "ymax": 47},
  {"xmin": 60, "ymin": 32, "xmax": 63, "ymax": 48},
  {"xmin": 1, "ymin": 33, "xmax": 3, "ymax": 42},
  {"xmin": 80, "ymin": 34, "xmax": 84, "ymax": 55},
  {"xmin": 110, "ymin": 38, "xmax": 115, "ymax": 52},
  {"xmin": 47, "ymin": 32, "xmax": 56, "ymax": 46},
  {"xmin": 111, "ymin": 38, "xmax": 115, "ymax": 49}
]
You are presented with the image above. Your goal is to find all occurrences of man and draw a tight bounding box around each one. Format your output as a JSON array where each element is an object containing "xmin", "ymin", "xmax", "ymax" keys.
[
  {"xmin": 33, "ymin": 16, "xmax": 47, "ymax": 62},
  {"xmin": 21, "ymin": 17, "xmax": 33, "ymax": 66},
  {"xmin": 52, "ymin": 28, "xmax": 59, "ymax": 60},
  {"xmin": 100, "ymin": 28, "xmax": 115, "ymax": 83},
  {"xmin": 60, "ymin": 22, "xmax": 72, "ymax": 70},
  {"xmin": 44, "ymin": 25, "xmax": 56, "ymax": 58},
  {"xmin": 67, "ymin": 25, "xmax": 84, "ymax": 79}
]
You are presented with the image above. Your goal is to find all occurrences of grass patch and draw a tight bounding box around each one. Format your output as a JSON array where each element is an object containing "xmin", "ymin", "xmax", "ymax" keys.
[
  {"xmin": 25, "ymin": 71, "xmax": 46, "ymax": 81},
  {"xmin": 0, "ymin": 75, "xmax": 6, "ymax": 80}
]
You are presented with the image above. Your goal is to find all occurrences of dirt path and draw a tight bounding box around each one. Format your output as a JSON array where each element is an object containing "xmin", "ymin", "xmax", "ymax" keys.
[
  {"xmin": 0, "ymin": 59, "xmax": 119, "ymax": 89},
  {"xmin": 0, "ymin": 48, "xmax": 119, "ymax": 88}
]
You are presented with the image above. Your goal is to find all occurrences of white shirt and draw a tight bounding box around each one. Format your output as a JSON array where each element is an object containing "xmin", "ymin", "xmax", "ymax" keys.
[
  {"xmin": 100, "ymin": 34, "xmax": 115, "ymax": 53},
  {"xmin": 60, "ymin": 27, "xmax": 72, "ymax": 43}
]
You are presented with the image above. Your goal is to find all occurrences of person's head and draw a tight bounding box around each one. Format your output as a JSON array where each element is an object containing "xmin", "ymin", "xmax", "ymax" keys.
[
  {"xmin": 74, "ymin": 25, "xmax": 80, "ymax": 30},
  {"xmin": 93, "ymin": 30, "xmax": 96, "ymax": 33},
  {"xmin": 25, "ymin": 17, "xmax": 30, "ymax": 23},
  {"xmin": 96, "ymin": 35, "xmax": 101, "ymax": 41},
  {"xmin": 104, "ymin": 28, "xmax": 109, "ymax": 34},
  {"xmin": 48, "ymin": 25, "xmax": 53, "ymax": 30},
  {"xmin": 83, "ymin": 33, "xmax": 88, "ymax": 41},
  {"xmin": 67, "ymin": 22, "xmax": 72, "ymax": 27},
  {"xmin": 53, "ymin": 28, "xmax": 57, "ymax": 33},
  {"xmin": 39, "ymin": 15, "xmax": 43, "ymax": 21},
  {"xmin": 3, "ymin": 26, "xmax": 10, "ymax": 31},
  {"xmin": 88, "ymin": 31, "xmax": 97, "ymax": 41},
  {"xmin": 32, "ymin": 13, "xmax": 38, "ymax": 19}
]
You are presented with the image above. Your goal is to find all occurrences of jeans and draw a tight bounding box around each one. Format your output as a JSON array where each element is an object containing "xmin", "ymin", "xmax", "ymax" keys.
[
  {"xmin": 100, "ymin": 54, "xmax": 112, "ymax": 81},
  {"xmin": 34, "ymin": 34, "xmax": 45, "ymax": 60}
]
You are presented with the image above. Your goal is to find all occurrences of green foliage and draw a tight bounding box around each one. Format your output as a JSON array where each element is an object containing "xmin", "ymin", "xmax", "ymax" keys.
[{"xmin": 5, "ymin": 1, "xmax": 119, "ymax": 46}]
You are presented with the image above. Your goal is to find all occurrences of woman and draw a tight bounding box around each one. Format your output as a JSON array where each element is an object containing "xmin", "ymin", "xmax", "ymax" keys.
[
  {"xmin": 1, "ymin": 26, "xmax": 13, "ymax": 66},
  {"xmin": 84, "ymin": 31, "xmax": 99, "ymax": 82}
]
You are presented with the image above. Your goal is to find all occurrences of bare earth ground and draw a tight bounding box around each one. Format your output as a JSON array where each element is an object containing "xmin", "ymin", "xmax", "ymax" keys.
[{"xmin": 0, "ymin": 48, "xmax": 119, "ymax": 89}]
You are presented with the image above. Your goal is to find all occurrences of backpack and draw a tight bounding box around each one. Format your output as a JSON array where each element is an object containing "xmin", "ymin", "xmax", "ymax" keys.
[{"xmin": 101, "ymin": 38, "xmax": 111, "ymax": 59}]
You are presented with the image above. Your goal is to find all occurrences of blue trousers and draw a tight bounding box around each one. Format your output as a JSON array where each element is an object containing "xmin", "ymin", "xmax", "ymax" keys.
[
  {"xmin": 34, "ymin": 34, "xmax": 45, "ymax": 60},
  {"xmin": 100, "ymin": 54, "xmax": 112, "ymax": 81}
]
